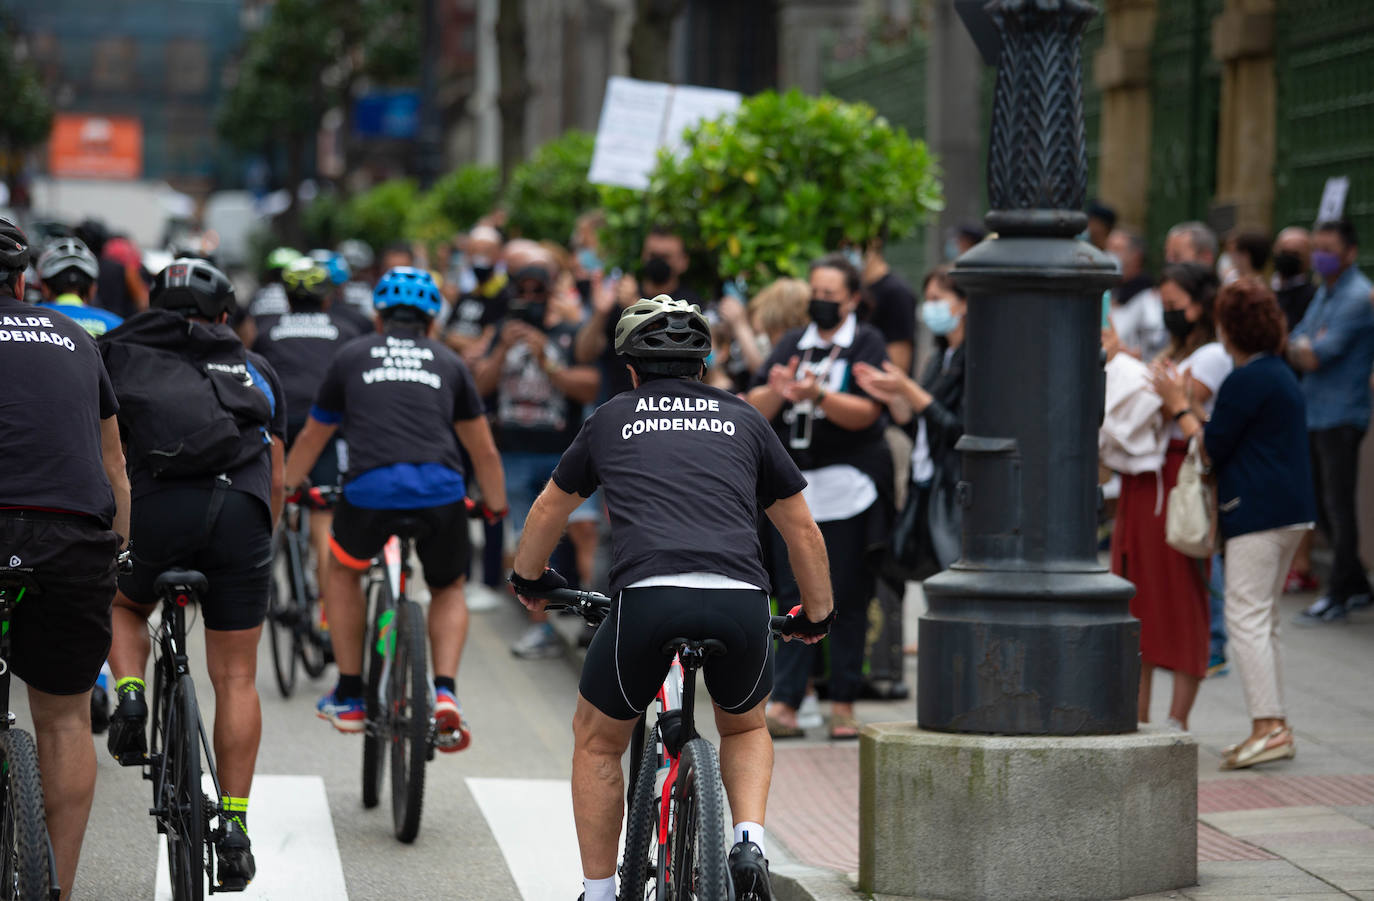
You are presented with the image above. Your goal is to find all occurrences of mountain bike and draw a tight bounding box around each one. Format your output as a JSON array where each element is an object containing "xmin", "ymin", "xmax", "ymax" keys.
[
  {"xmin": 359, "ymin": 525, "xmax": 435, "ymax": 844},
  {"xmin": 0, "ymin": 568, "xmax": 60, "ymax": 901},
  {"xmin": 143, "ymin": 569, "xmax": 240, "ymax": 899},
  {"xmin": 266, "ymin": 487, "xmax": 337, "ymax": 697},
  {"xmin": 531, "ymin": 586, "xmax": 799, "ymax": 901}
]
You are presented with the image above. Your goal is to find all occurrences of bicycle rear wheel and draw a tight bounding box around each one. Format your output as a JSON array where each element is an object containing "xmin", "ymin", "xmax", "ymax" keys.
[
  {"xmin": 0, "ymin": 729, "xmax": 54, "ymax": 901},
  {"xmin": 389, "ymin": 600, "xmax": 429, "ymax": 843},
  {"xmin": 165, "ymin": 678, "xmax": 205, "ymax": 901},
  {"xmin": 267, "ymin": 541, "xmax": 298, "ymax": 698},
  {"xmin": 361, "ymin": 579, "xmax": 388, "ymax": 810},
  {"xmin": 666, "ymin": 738, "xmax": 729, "ymax": 901},
  {"xmin": 620, "ymin": 721, "xmax": 663, "ymax": 900}
]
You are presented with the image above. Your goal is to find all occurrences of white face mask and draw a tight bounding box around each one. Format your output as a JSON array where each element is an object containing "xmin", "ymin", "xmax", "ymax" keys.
[{"xmin": 921, "ymin": 299, "xmax": 961, "ymax": 336}]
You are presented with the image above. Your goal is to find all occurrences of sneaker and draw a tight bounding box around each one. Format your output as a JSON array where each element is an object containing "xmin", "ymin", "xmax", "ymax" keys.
[
  {"xmin": 1283, "ymin": 569, "xmax": 1319, "ymax": 593},
  {"xmin": 729, "ymin": 840, "xmax": 773, "ymax": 900},
  {"xmin": 465, "ymin": 582, "xmax": 504, "ymax": 612},
  {"xmin": 215, "ymin": 817, "xmax": 256, "ymax": 890},
  {"xmin": 316, "ymin": 689, "xmax": 366, "ymax": 733},
  {"xmin": 1349, "ymin": 592, "xmax": 1372, "ymax": 610},
  {"xmin": 434, "ymin": 688, "xmax": 471, "ymax": 753},
  {"xmin": 90, "ymin": 681, "xmax": 110, "ymax": 735},
  {"xmin": 107, "ymin": 684, "xmax": 147, "ymax": 766},
  {"xmin": 797, "ymin": 693, "xmax": 824, "ymax": 730},
  {"xmin": 1294, "ymin": 595, "xmax": 1348, "ymax": 626},
  {"xmin": 1206, "ymin": 653, "xmax": 1229, "ymax": 678},
  {"xmin": 511, "ymin": 623, "xmax": 563, "ymax": 660}
]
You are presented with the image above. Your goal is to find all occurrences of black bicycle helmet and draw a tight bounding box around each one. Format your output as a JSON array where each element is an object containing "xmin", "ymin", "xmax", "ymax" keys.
[
  {"xmin": 614, "ymin": 294, "xmax": 712, "ymax": 360},
  {"xmin": 0, "ymin": 217, "xmax": 30, "ymax": 276},
  {"xmin": 150, "ymin": 258, "xmax": 237, "ymax": 320}
]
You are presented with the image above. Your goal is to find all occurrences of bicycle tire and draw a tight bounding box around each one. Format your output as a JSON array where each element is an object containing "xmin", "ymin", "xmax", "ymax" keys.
[
  {"xmin": 165, "ymin": 678, "xmax": 205, "ymax": 901},
  {"xmin": 267, "ymin": 563, "xmax": 297, "ymax": 698},
  {"xmin": 620, "ymin": 722, "xmax": 662, "ymax": 900},
  {"xmin": 360, "ymin": 577, "xmax": 388, "ymax": 810},
  {"xmin": 388, "ymin": 599, "xmax": 429, "ymax": 843},
  {"xmin": 299, "ymin": 592, "xmax": 330, "ymax": 680},
  {"xmin": 0, "ymin": 730, "xmax": 54, "ymax": 901},
  {"xmin": 666, "ymin": 738, "xmax": 729, "ymax": 901}
]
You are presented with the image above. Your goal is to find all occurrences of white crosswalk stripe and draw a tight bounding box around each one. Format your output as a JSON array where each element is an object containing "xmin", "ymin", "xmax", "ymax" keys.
[
  {"xmin": 467, "ymin": 777, "xmax": 599, "ymax": 901},
  {"xmin": 153, "ymin": 775, "xmax": 348, "ymax": 901}
]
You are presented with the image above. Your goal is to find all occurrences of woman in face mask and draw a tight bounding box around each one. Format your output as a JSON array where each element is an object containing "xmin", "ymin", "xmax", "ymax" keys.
[
  {"xmin": 746, "ymin": 253, "xmax": 893, "ymax": 740},
  {"xmin": 1109, "ymin": 260, "xmax": 1231, "ymax": 732}
]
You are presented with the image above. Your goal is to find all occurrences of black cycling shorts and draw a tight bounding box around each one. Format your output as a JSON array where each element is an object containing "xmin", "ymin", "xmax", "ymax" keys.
[
  {"xmin": 287, "ymin": 419, "xmax": 343, "ymax": 490},
  {"xmin": 579, "ymin": 586, "xmax": 775, "ymax": 721},
  {"xmin": 120, "ymin": 488, "xmax": 273, "ymax": 631},
  {"xmin": 330, "ymin": 497, "xmax": 470, "ymax": 589},
  {"xmin": 0, "ymin": 511, "xmax": 118, "ymax": 696}
]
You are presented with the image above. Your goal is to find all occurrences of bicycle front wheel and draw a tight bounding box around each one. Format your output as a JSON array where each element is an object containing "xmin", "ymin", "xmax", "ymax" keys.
[
  {"xmin": 165, "ymin": 678, "xmax": 205, "ymax": 901},
  {"xmin": 666, "ymin": 738, "xmax": 729, "ymax": 901},
  {"xmin": 267, "ymin": 544, "xmax": 298, "ymax": 698},
  {"xmin": 620, "ymin": 721, "xmax": 663, "ymax": 900},
  {"xmin": 0, "ymin": 730, "xmax": 54, "ymax": 901},
  {"xmin": 389, "ymin": 599, "xmax": 429, "ymax": 843}
]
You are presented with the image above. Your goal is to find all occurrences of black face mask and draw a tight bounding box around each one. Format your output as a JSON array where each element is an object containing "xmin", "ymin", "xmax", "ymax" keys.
[
  {"xmin": 808, "ymin": 298, "xmax": 843, "ymax": 330},
  {"xmin": 642, "ymin": 255, "xmax": 673, "ymax": 285},
  {"xmin": 1273, "ymin": 251, "xmax": 1304, "ymax": 280},
  {"xmin": 510, "ymin": 300, "xmax": 547, "ymax": 328},
  {"xmin": 1163, "ymin": 308, "xmax": 1194, "ymax": 340},
  {"xmin": 575, "ymin": 278, "xmax": 592, "ymax": 304},
  {"xmin": 472, "ymin": 265, "xmax": 494, "ymax": 284}
]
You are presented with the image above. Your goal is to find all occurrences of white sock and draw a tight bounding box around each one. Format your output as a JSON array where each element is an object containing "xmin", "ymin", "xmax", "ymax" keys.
[
  {"xmin": 582, "ymin": 875, "xmax": 616, "ymax": 901},
  {"xmin": 734, "ymin": 821, "xmax": 766, "ymax": 856}
]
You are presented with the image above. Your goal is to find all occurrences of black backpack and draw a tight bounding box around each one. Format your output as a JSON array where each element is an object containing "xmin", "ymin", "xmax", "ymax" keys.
[{"xmin": 99, "ymin": 310, "xmax": 274, "ymax": 479}]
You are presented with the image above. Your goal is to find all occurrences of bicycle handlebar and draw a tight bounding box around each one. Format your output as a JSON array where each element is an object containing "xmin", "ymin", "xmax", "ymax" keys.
[{"xmin": 518, "ymin": 586, "xmax": 806, "ymax": 637}]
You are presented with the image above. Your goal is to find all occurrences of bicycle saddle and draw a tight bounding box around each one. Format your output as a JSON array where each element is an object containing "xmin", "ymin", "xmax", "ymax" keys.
[
  {"xmin": 154, "ymin": 569, "xmax": 209, "ymax": 599},
  {"xmin": 661, "ymin": 637, "xmax": 728, "ymax": 659},
  {"xmin": 389, "ymin": 518, "xmax": 433, "ymax": 541}
]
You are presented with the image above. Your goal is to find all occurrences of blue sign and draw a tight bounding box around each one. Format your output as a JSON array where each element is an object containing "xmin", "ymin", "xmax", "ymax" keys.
[{"xmin": 354, "ymin": 91, "xmax": 420, "ymax": 139}]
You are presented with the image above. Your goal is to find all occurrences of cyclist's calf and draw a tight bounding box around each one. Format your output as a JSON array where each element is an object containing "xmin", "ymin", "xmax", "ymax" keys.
[
  {"xmin": 713, "ymin": 698, "xmax": 772, "ymax": 828},
  {"xmin": 204, "ymin": 628, "xmax": 263, "ymax": 800}
]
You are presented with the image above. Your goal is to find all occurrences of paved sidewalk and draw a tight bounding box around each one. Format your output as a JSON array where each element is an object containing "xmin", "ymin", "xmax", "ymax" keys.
[{"xmin": 762, "ymin": 586, "xmax": 1374, "ymax": 899}]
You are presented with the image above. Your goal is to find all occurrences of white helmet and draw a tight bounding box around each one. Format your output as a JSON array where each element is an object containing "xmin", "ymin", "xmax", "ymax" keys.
[{"xmin": 37, "ymin": 237, "xmax": 99, "ymax": 284}]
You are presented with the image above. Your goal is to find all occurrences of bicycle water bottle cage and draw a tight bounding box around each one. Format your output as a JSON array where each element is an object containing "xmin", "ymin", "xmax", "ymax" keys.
[{"xmin": 658, "ymin": 709, "xmax": 688, "ymax": 758}]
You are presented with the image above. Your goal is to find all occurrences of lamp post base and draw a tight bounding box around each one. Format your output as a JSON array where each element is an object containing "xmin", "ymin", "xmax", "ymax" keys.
[{"xmin": 858, "ymin": 723, "xmax": 1198, "ymax": 900}]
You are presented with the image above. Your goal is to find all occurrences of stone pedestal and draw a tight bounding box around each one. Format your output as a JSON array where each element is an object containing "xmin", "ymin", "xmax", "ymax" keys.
[{"xmin": 858, "ymin": 723, "xmax": 1198, "ymax": 900}]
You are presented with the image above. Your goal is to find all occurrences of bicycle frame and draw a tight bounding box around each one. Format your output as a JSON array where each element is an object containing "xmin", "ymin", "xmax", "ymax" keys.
[{"xmin": 366, "ymin": 535, "xmax": 436, "ymax": 746}]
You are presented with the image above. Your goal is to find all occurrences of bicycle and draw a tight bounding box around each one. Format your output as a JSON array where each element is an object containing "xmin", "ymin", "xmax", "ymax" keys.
[
  {"xmin": 266, "ymin": 487, "xmax": 337, "ymax": 697},
  {"xmin": 141, "ymin": 568, "xmax": 242, "ymax": 899},
  {"xmin": 0, "ymin": 568, "xmax": 60, "ymax": 901},
  {"xmin": 359, "ymin": 524, "xmax": 435, "ymax": 844},
  {"xmin": 530, "ymin": 586, "xmax": 800, "ymax": 901}
]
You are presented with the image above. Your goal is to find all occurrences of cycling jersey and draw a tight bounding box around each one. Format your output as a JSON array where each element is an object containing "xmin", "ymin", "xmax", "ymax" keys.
[
  {"xmin": 251, "ymin": 305, "xmax": 372, "ymax": 428},
  {"xmin": 247, "ymin": 283, "xmax": 289, "ymax": 318},
  {"xmin": 310, "ymin": 327, "xmax": 484, "ymax": 510},
  {"xmin": 0, "ymin": 293, "xmax": 119, "ymax": 526},
  {"xmin": 551, "ymin": 377, "xmax": 807, "ymax": 598},
  {"xmin": 38, "ymin": 295, "xmax": 124, "ymax": 338}
]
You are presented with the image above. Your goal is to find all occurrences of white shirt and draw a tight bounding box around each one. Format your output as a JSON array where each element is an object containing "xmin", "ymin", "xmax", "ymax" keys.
[
  {"xmin": 628, "ymin": 572, "xmax": 762, "ymax": 591},
  {"xmin": 1109, "ymin": 287, "xmax": 1168, "ymax": 362},
  {"xmin": 802, "ymin": 463, "xmax": 878, "ymax": 522},
  {"xmin": 795, "ymin": 313, "xmax": 857, "ymax": 351},
  {"xmin": 1168, "ymin": 342, "xmax": 1233, "ymax": 439}
]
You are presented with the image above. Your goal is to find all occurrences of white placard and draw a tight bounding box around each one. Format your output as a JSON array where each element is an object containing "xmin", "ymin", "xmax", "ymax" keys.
[
  {"xmin": 1317, "ymin": 176, "xmax": 1350, "ymax": 223},
  {"xmin": 588, "ymin": 76, "xmax": 742, "ymax": 190}
]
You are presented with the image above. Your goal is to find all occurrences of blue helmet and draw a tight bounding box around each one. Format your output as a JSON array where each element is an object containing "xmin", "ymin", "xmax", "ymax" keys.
[
  {"xmin": 373, "ymin": 266, "xmax": 442, "ymax": 320},
  {"xmin": 309, "ymin": 248, "xmax": 351, "ymax": 285}
]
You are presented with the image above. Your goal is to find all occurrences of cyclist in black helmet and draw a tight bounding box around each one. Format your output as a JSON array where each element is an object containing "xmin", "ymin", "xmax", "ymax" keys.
[
  {"xmin": 101, "ymin": 258, "xmax": 287, "ymax": 890},
  {"xmin": 511, "ymin": 294, "xmax": 835, "ymax": 901}
]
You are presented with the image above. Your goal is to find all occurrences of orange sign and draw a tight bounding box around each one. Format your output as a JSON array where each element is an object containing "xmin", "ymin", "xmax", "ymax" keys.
[{"xmin": 48, "ymin": 114, "xmax": 143, "ymax": 179}]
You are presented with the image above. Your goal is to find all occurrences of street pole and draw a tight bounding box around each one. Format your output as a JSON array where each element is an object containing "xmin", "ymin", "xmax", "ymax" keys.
[
  {"xmin": 416, "ymin": 0, "xmax": 443, "ymax": 188},
  {"xmin": 917, "ymin": 0, "xmax": 1137, "ymax": 736}
]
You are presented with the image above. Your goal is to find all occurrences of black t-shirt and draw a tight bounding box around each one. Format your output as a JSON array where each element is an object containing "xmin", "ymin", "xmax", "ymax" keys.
[
  {"xmin": 553, "ymin": 378, "xmax": 806, "ymax": 597},
  {"xmin": 95, "ymin": 257, "xmax": 136, "ymax": 319},
  {"xmin": 127, "ymin": 341, "xmax": 288, "ymax": 516},
  {"xmin": 313, "ymin": 328, "xmax": 484, "ymax": 481},
  {"xmin": 864, "ymin": 272, "xmax": 918, "ymax": 353},
  {"xmin": 598, "ymin": 282, "xmax": 704, "ymax": 399},
  {"xmin": 0, "ymin": 296, "xmax": 120, "ymax": 526},
  {"xmin": 447, "ymin": 283, "xmax": 510, "ymax": 340},
  {"xmin": 750, "ymin": 320, "xmax": 889, "ymax": 471},
  {"xmin": 492, "ymin": 322, "xmax": 585, "ymax": 454},
  {"xmin": 251, "ymin": 305, "xmax": 373, "ymax": 427}
]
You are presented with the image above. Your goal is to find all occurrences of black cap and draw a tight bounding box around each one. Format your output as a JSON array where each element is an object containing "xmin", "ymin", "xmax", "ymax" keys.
[{"xmin": 0, "ymin": 218, "xmax": 30, "ymax": 273}]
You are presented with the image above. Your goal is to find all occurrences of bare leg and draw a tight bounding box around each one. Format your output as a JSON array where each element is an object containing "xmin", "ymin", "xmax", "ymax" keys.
[
  {"xmin": 570, "ymin": 695, "xmax": 637, "ymax": 880},
  {"xmin": 714, "ymin": 700, "xmax": 772, "ymax": 826},
  {"xmin": 309, "ymin": 511, "xmax": 333, "ymax": 611},
  {"xmin": 1249, "ymin": 716, "xmax": 1288, "ymax": 743},
  {"xmin": 567, "ymin": 520, "xmax": 599, "ymax": 588},
  {"xmin": 324, "ymin": 557, "xmax": 368, "ymax": 675},
  {"xmin": 204, "ymin": 626, "xmax": 263, "ymax": 800},
  {"xmin": 107, "ymin": 591, "xmax": 153, "ymax": 684},
  {"xmin": 428, "ymin": 578, "xmax": 469, "ymax": 680},
  {"xmin": 1138, "ymin": 662, "xmax": 1154, "ymax": 723},
  {"xmin": 1168, "ymin": 671, "xmax": 1202, "ymax": 730},
  {"xmin": 27, "ymin": 689, "xmax": 94, "ymax": 901}
]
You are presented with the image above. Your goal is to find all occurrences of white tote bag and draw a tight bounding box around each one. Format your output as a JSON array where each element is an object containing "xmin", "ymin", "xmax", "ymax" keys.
[{"xmin": 1165, "ymin": 437, "xmax": 1215, "ymax": 558}]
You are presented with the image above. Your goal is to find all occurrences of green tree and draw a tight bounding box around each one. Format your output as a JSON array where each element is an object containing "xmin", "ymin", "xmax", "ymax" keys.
[
  {"xmin": 600, "ymin": 90, "xmax": 944, "ymax": 291},
  {"xmin": 0, "ymin": 33, "xmax": 54, "ymax": 204},
  {"xmin": 343, "ymin": 179, "xmax": 419, "ymax": 255},
  {"xmin": 503, "ymin": 131, "xmax": 598, "ymax": 243},
  {"xmin": 405, "ymin": 164, "xmax": 500, "ymax": 254}
]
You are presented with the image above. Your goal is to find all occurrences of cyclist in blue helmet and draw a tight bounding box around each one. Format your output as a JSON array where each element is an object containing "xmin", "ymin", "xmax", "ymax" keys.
[
  {"xmin": 283, "ymin": 266, "xmax": 506, "ymax": 752},
  {"xmin": 308, "ymin": 249, "xmax": 351, "ymax": 287}
]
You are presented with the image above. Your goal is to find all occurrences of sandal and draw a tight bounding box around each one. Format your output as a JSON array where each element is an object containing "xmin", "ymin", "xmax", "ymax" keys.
[
  {"xmin": 829, "ymin": 714, "xmax": 860, "ymax": 741},
  {"xmin": 1219, "ymin": 726, "xmax": 1295, "ymax": 771},
  {"xmin": 766, "ymin": 716, "xmax": 804, "ymax": 739}
]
